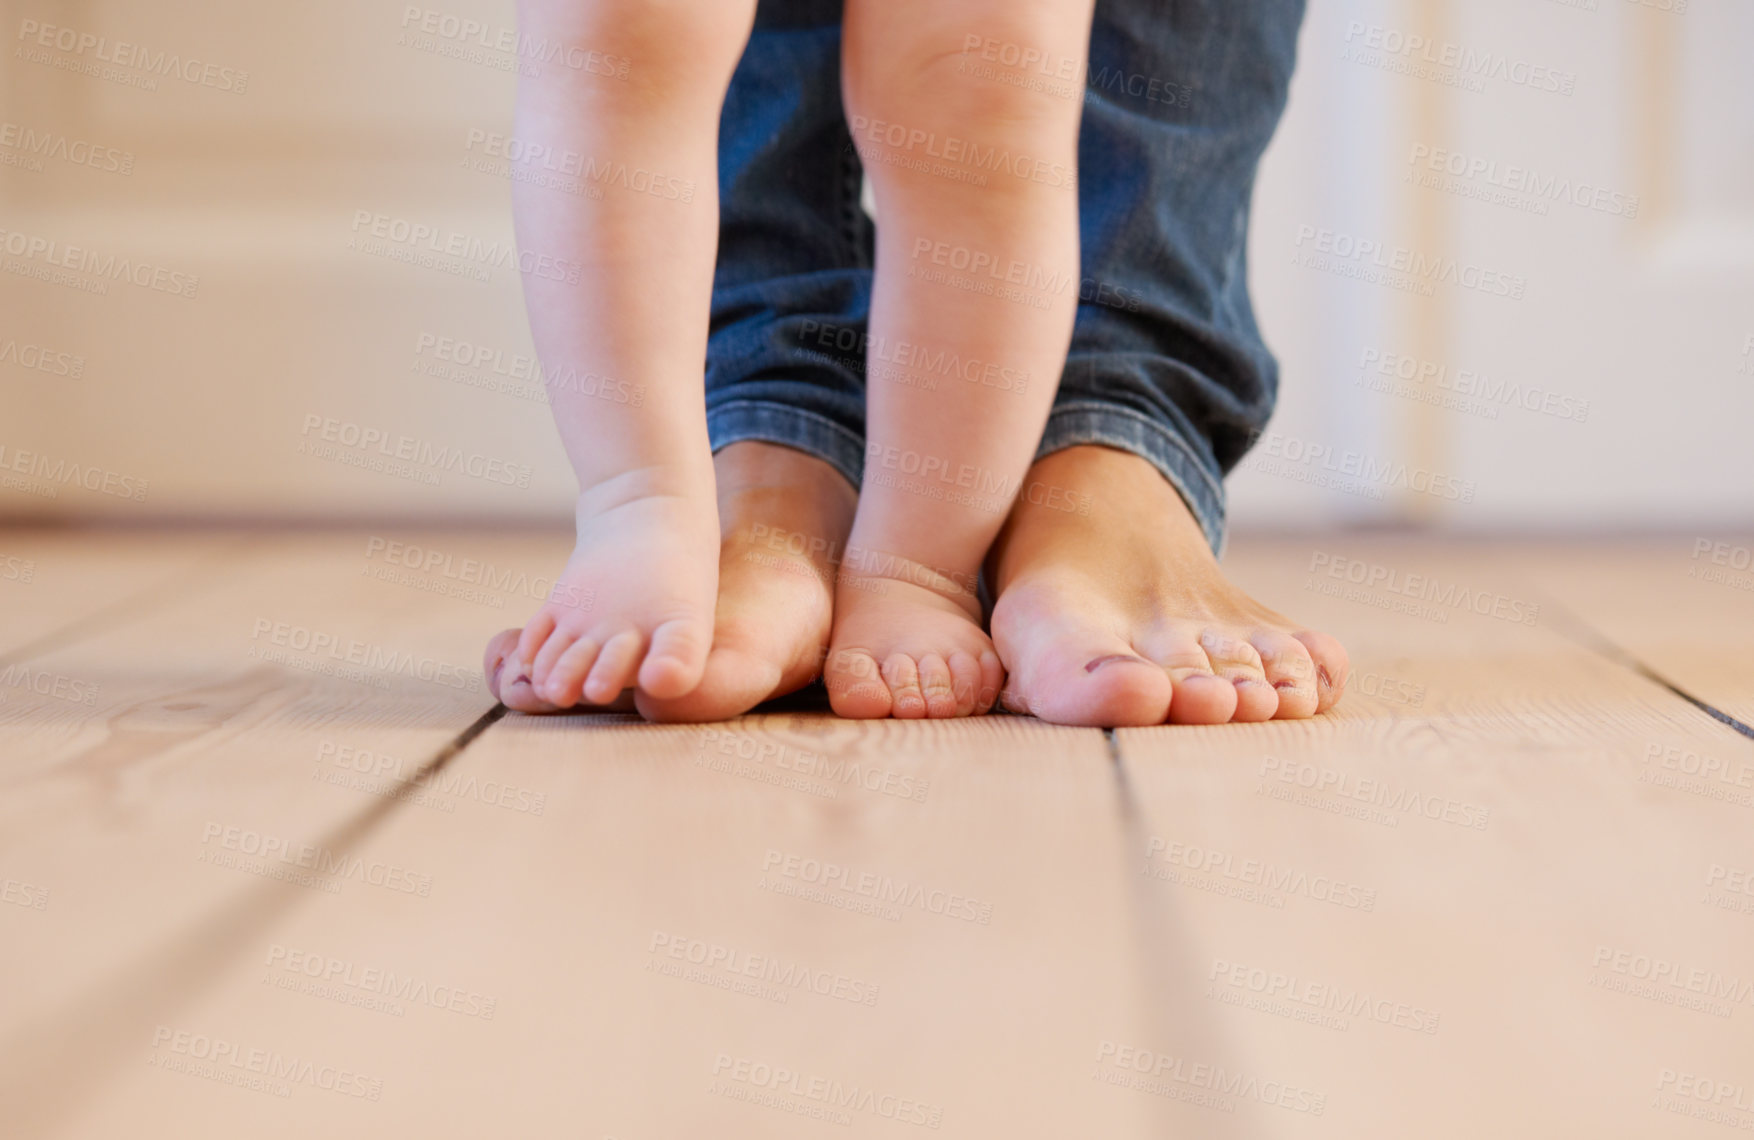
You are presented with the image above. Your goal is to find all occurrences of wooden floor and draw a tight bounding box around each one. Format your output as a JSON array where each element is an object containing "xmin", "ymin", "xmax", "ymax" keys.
[{"xmin": 2, "ymin": 529, "xmax": 1751, "ymax": 1139}]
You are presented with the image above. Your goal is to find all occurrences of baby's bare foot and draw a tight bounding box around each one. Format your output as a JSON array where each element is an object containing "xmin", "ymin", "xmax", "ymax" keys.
[
  {"xmin": 824, "ymin": 554, "xmax": 1003, "ymax": 720},
  {"xmin": 988, "ymin": 446, "xmax": 1349, "ymax": 726},
  {"xmin": 635, "ymin": 442, "xmax": 855, "ymax": 722},
  {"xmin": 484, "ymin": 443, "xmax": 853, "ymax": 720},
  {"xmin": 487, "ymin": 463, "xmax": 720, "ymax": 711}
]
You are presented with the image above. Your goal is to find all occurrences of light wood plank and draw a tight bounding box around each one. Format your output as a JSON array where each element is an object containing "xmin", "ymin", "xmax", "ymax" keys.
[
  {"xmin": 0, "ymin": 529, "xmax": 546, "ymax": 1138},
  {"xmin": 21, "ymin": 709, "xmax": 1158, "ymax": 1139},
  {"xmin": 0, "ymin": 530, "xmax": 236, "ymax": 657},
  {"xmin": 1499, "ymin": 537, "xmax": 1754, "ymax": 727},
  {"xmin": 1113, "ymin": 536, "xmax": 1754, "ymax": 1139}
]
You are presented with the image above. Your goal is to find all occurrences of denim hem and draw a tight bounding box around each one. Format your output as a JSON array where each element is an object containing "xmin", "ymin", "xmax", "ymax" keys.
[
  {"xmin": 707, "ymin": 399, "xmax": 866, "ymax": 491},
  {"xmin": 1036, "ymin": 402, "xmax": 1228, "ymax": 555}
]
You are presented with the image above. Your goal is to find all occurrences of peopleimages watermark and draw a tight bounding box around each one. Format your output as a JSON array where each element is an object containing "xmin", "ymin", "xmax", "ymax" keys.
[
  {"xmin": 298, "ymin": 413, "xmax": 533, "ymax": 490},
  {"xmin": 796, "ymin": 319, "xmax": 1032, "ymax": 394},
  {"xmin": 0, "ymin": 663, "xmax": 99, "ymax": 707},
  {"xmin": 906, "ymin": 237, "xmax": 1077, "ymax": 310},
  {"xmin": 1305, "ymin": 552, "xmax": 1541, "ymax": 627},
  {"xmin": 264, "ymin": 942, "xmax": 497, "ymax": 1020},
  {"xmin": 410, "ymin": 331, "xmax": 644, "ymax": 407},
  {"xmin": 0, "ymin": 443, "xmax": 149, "ymax": 503},
  {"xmin": 1690, "ymin": 539, "xmax": 1754, "ymax": 593},
  {"xmin": 759, "ymin": 848, "xmax": 994, "ymax": 925},
  {"xmin": 15, "ymin": 19, "xmax": 250, "ymax": 94},
  {"xmin": 398, "ymin": 5, "xmax": 630, "ymax": 80},
  {"xmin": 1653, "ymin": 1068, "xmax": 1754, "ymax": 1131},
  {"xmin": 0, "ymin": 553, "xmax": 35, "ymax": 584},
  {"xmin": 1292, "ymin": 225, "xmax": 1527, "ymax": 300},
  {"xmin": 1246, "ymin": 432, "xmax": 1477, "ymax": 504},
  {"xmin": 1405, "ymin": 144, "xmax": 1637, "ymax": 219},
  {"xmin": 1142, "ymin": 836, "xmax": 1378, "ymax": 912},
  {"xmin": 347, "ymin": 210, "xmax": 583, "ymax": 285},
  {"xmin": 709, "ymin": 1053, "xmax": 944, "ymax": 1129},
  {"xmin": 2, "ymin": 874, "xmax": 49, "ymax": 911},
  {"xmin": 1206, "ymin": 958, "xmax": 1442, "ymax": 1035},
  {"xmin": 198, "ymin": 821, "xmax": 434, "ymax": 897},
  {"xmin": 362, "ymin": 535, "xmax": 591, "ymax": 613},
  {"xmin": 0, "ymin": 226, "xmax": 199, "ymax": 299},
  {"xmin": 248, "ymin": 618, "xmax": 476, "ymax": 692},
  {"xmin": 314, "ymin": 739, "xmax": 548, "ymax": 816},
  {"xmin": 460, "ymin": 130, "xmax": 694, "ymax": 204},
  {"xmin": 1703, "ymin": 862, "xmax": 1754, "ymax": 919},
  {"xmin": 648, "ymin": 930, "xmax": 882, "ymax": 1007},
  {"xmin": 0, "ymin": 334, "xmax": 85, "ymax": 380},
  {"xmin": 1640, "ymin": 741, "xmax": 1754, "ymax": 810},
  {"xmin": 1257, "ymin": 756, "xmax": 1492, "ymax": 831},
  {"xmin": 0, "ymin": 120, "xmax": 133, "ymax": 175},
  {"xmin": 697, "ymin": 728, "xmax": 930, "ymax": 804},
  {"xmin": 1092, "ymin": 1040, "xmax": 1326, "ymax": 1115},
  {"xmin": 149, "ymin": 1025, "xmax": 380, "ymax": 1101},
  {"xmin": 1340, "ymin": 21, "xmax": 1577, "ymax": 97},
  {"xmin": 1589, "ymin": 944, "xmax": 1754, "ymax": 1017},
  {"xmin": 1356, "ymin": 347, "xmax": 1590, "ymax": 424},
  {"xmin": 1738, "ymin": 334, "xmax": 1753, "ymax": 376},
  {"xmin": 849, "ymin": 114, "xmax": 1075, "ymax": 191}
]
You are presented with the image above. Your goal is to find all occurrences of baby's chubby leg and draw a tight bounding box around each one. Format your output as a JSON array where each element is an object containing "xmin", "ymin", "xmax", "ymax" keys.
[
  {"xmin": 827, "ymin": 0, "xmax": 1094, "ymax": 717},
  {"xmin": 501, "ymin": 0, "xmax": 757, "ymax": 707}
]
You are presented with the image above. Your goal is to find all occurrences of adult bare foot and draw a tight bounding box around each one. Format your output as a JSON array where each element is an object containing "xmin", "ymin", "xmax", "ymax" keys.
[
  {"xmin": 483, "ymin": 442, "xmax": 855, "ymax": 720},
  {"xmin": 987, "ymin": 445, "xmax": 1349, "ymax": 726}
]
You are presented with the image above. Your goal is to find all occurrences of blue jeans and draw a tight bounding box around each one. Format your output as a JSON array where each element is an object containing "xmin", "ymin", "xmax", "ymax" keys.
[{"xmin": 706, "ymin": 0, "xmax": 1305, "ymax": 553}]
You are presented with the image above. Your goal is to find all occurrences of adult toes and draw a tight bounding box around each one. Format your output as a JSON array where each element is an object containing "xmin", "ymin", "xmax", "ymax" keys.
[
  {"xmin": 826, "ymin": 648, "xmax": 892, "ymax": 719},
  {"xmin": 1293, "ymin": 629, "xmax": 1351, "ymax": 714},
  {"xmin": 1151, "ymin": 631, "xmax": 1237, "ymax": 725},
  {"xmin": 1006, "ymin": 632, "xmax": 1172, "ymax": 727},
  {"xmin": 1252, "ymin": 631, "xmax": 1319, "ymax": 719},
  {"xmin": 1201, "ymin": 629, "xmax": 1277, "ymax": 723},
  {"xmin": 882, "ymin": 654, "xmax": 927, "ymax": 719}
]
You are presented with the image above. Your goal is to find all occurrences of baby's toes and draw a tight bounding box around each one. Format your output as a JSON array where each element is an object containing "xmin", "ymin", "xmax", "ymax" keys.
[
  {"xmin": 484, "ymin": 629, "xmax": 562, "ymax": 713},
  {"xmin": 583, "ymin": 629, "xmax": 645, "ymax": 705},
  {"xmin": 531, "ymin": 626, "xmax": 582, "ymax": 693},
  {"xmin": 639, "ymin": 617, "xmax": 712, "ymax": 701},
  {"xmin": 542, "ymin": 636, "xmax": 601, "ymax": 707},
  {"xmin": 947, "ymin": 651, "xmax": 984, "ymax": 717},
  {"xmin": 916, "ymin": 654, "xmax": 960, "ymax": 718},
  {"xmin": 826, "ymin": 648, "xmax": 892, "ymax": 719},
  {"xmin": 882, "ymin": 654, "xmax": 928, "ymax": 719}
]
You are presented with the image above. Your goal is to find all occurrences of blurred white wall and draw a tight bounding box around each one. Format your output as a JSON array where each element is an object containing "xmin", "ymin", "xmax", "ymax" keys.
[{"xmin": 2, "ymin": 0, "xmax": 1750, "ymax": 529}]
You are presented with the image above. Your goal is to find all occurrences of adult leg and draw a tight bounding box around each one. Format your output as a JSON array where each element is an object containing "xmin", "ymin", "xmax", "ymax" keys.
[{"xmin": 987, "ymin": 0, "xmax": 1351, "ymax": 725}]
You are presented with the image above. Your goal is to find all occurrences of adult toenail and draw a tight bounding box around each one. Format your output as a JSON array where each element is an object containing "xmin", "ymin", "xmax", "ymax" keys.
[
  {"xmin": 1273, "ymin": 679, "xmax": 1298, "ymax": 691},
  {"xmin": 1086, "ymin": 654, "xmax": 1152, "ymax": 674}
]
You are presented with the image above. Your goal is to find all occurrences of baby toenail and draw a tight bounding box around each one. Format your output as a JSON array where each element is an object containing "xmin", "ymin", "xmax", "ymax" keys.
[
  {"xmin": 1317, "ymin": 664, "xmax": 1333, "ymax": 690},
  {"xmin": 1086, "ymin": 654, "xmax": 1151, "ymax": 674}
]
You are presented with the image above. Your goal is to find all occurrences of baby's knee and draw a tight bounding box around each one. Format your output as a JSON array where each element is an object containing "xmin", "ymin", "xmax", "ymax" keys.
[
  {"xmin": 845, "ymin": 6, "xmax": 1086, "ymax": 189},
  {"xmin": 517, "ymin": 0, "xmax": 754, "ymax": 85}
]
